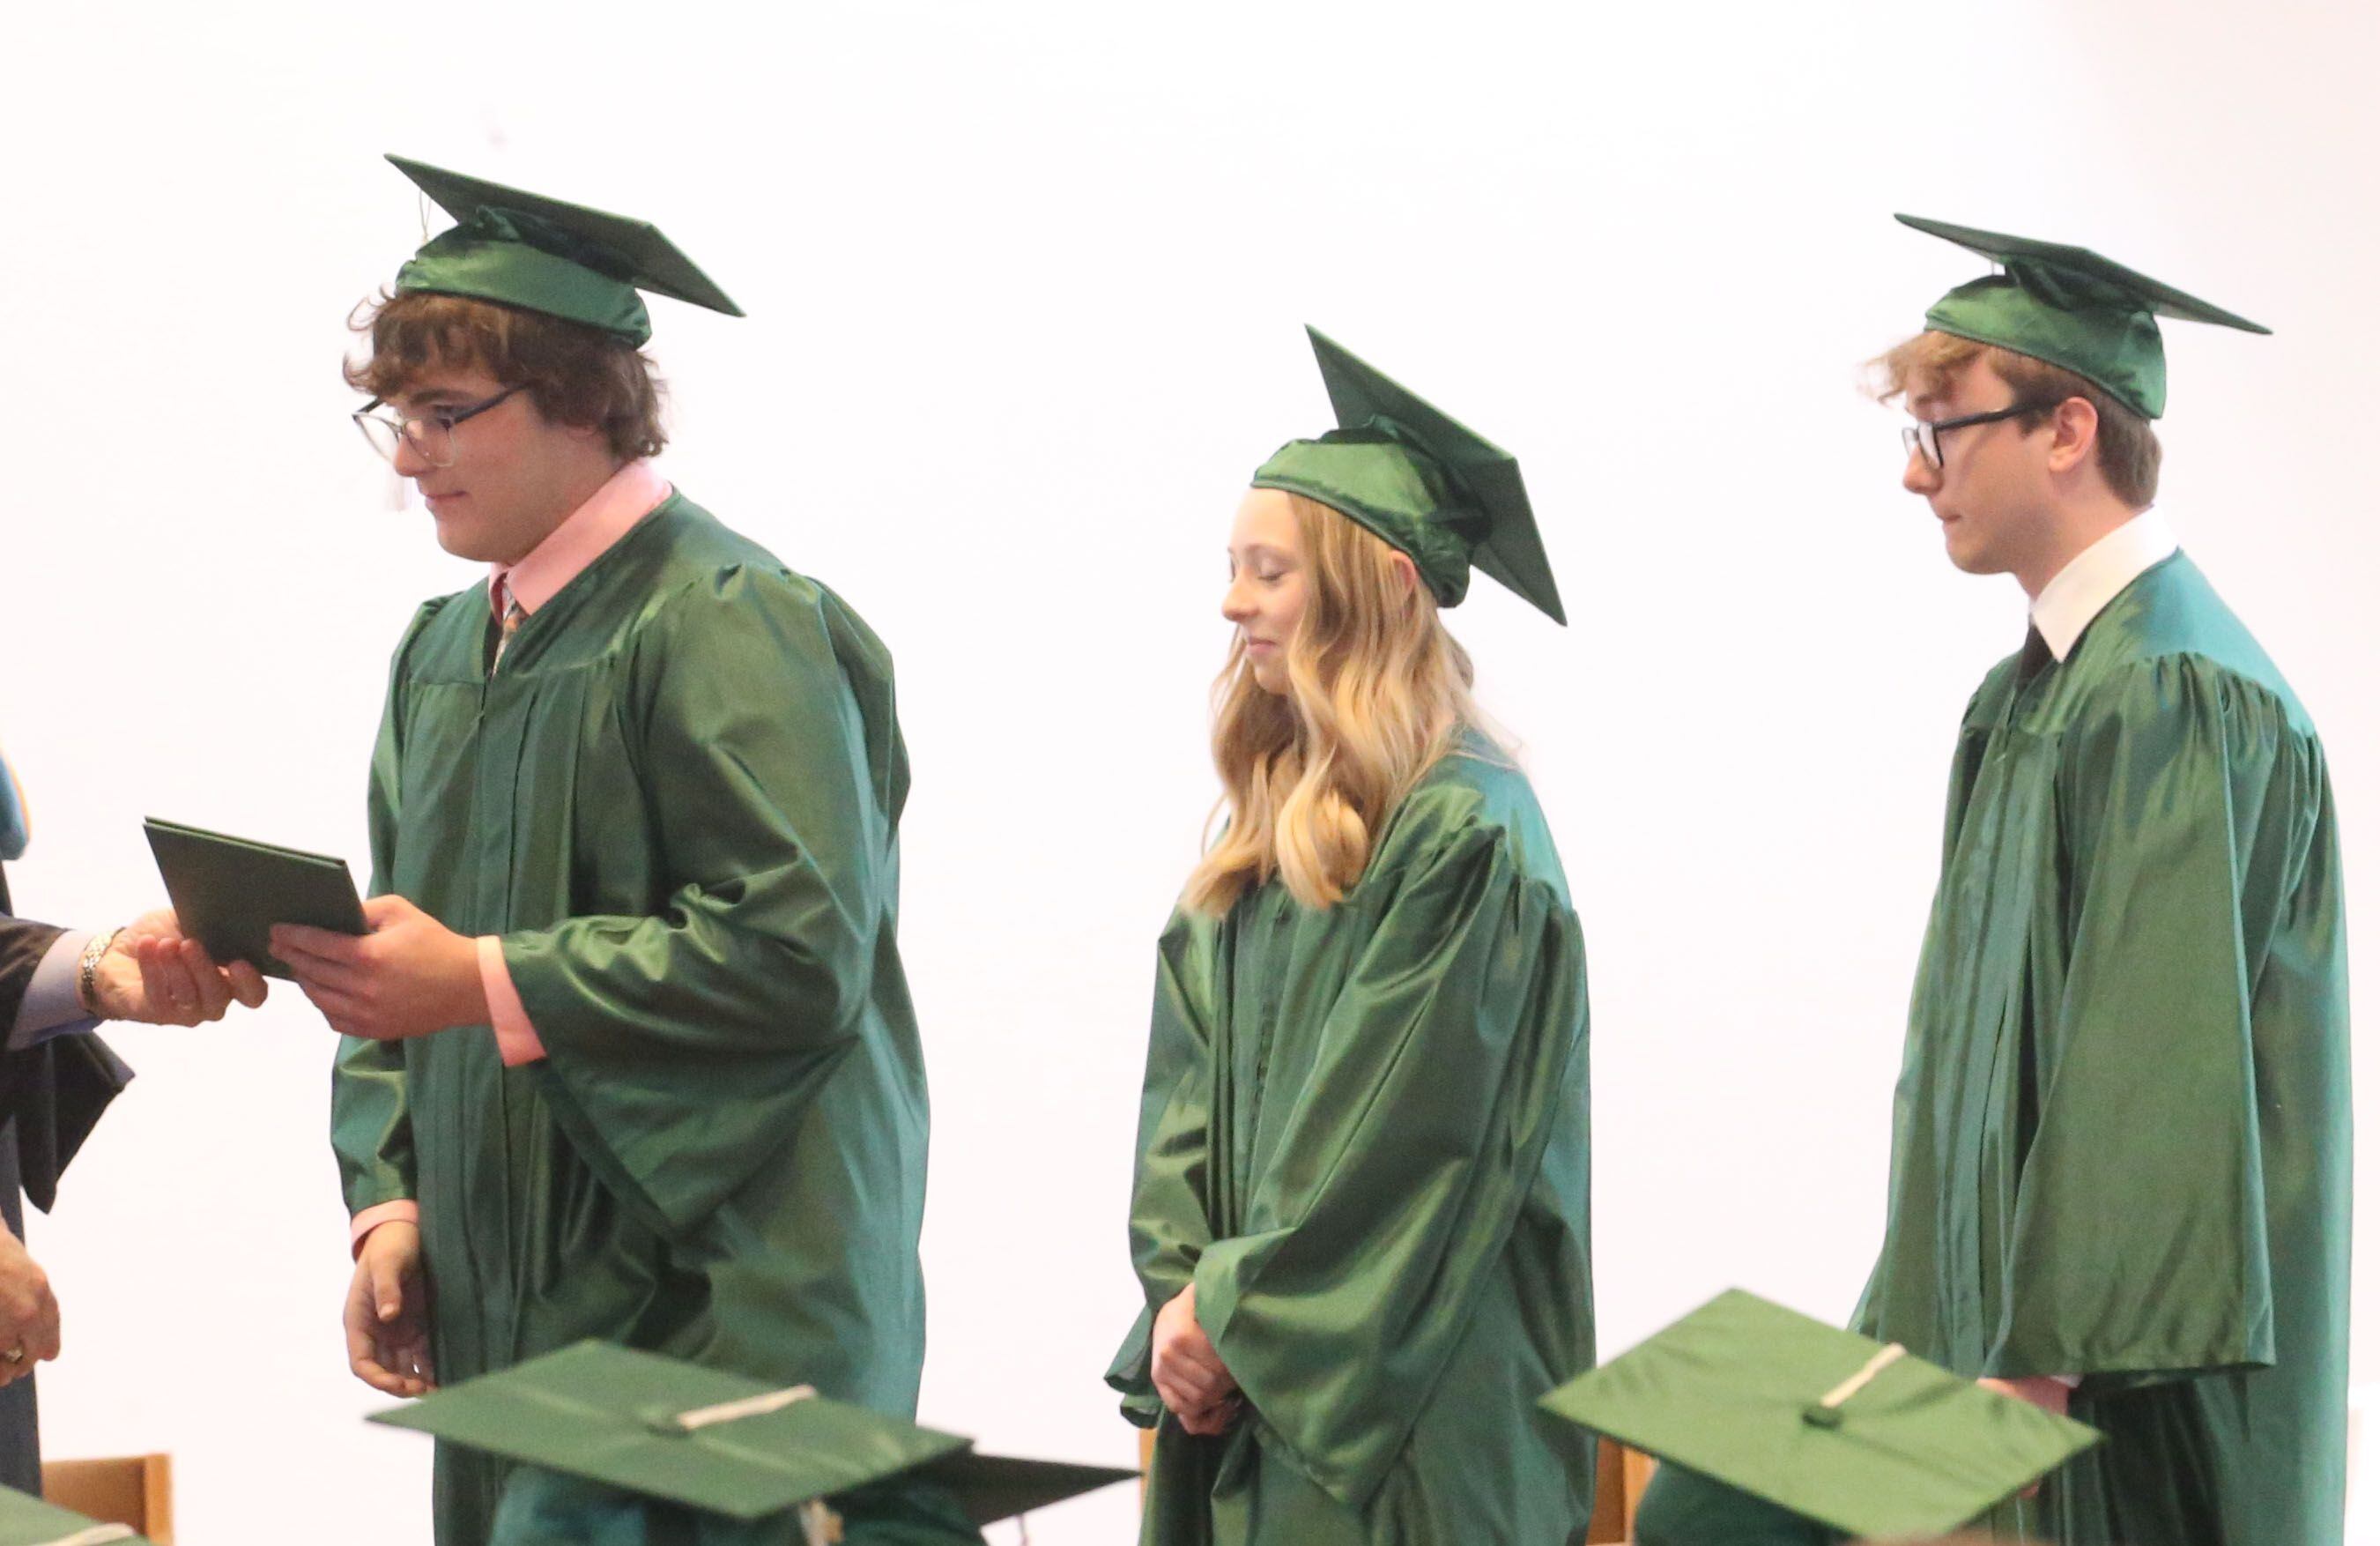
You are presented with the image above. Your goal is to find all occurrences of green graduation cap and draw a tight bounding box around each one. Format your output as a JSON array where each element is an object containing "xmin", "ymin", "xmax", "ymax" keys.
[
  {"xmin": 388, "ymin": 154, "xmax": 745, "ymax": 346},
  {"xmin": 0, "ymin": 1482, "xmax": 153, "ymax": 1545},
  {"xmin": 1540, "ymin": 1290, "xmax": 2102, "ymax": 1542},
  {"xmin": 1900, "ymin": 213, "xmax": 2268, "ymax": 420},
  {"xmin": 369, "ymin": 1340, "xmax": 1134, "ymax": 1539},
  {"xmin": 1252, "ymin": 327, "xmax": 1566, "ymax": 624}
]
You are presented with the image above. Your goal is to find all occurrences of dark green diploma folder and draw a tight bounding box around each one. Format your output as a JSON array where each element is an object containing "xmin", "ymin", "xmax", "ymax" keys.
[{"xmin": 143, "ymin": 817, "xmax": 365, "ymax": 980}]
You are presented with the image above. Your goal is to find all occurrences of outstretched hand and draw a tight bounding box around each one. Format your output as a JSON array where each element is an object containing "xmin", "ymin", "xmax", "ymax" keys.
[{"xmin": 92, "ymin": 909, "xmax": 269, "ymax": 1025}]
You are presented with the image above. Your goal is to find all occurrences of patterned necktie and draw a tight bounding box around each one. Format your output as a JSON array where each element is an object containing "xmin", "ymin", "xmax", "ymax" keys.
[{"xmin": 491, "ymin": 580, "xmax": 524, "ymax": 676}]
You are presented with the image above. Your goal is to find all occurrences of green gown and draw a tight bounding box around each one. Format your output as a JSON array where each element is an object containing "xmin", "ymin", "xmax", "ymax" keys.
[
  {"xmin": 1632, "ymin": 1464, "xmax": 1836, "ymax": 1546},
  {"xmin": 330, "ymin": 495, "xmax": 931, "ymax": 1546},
  {"xmin": 1109, "ymin": 737, "xmax": 1596, "ymax": 1545},
  {"xmin": 1857, "ymin": 553, "xmax": 2351, "ymax": 1544},
  {"xmin": 486, "ymin": 1472, "xmax": 985, "ymax": 1545}
]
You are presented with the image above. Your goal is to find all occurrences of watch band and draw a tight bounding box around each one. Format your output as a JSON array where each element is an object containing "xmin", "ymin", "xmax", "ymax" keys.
[{"xmin": 76, "ymin": 928, "xmax": 121, "ymax": 1018}]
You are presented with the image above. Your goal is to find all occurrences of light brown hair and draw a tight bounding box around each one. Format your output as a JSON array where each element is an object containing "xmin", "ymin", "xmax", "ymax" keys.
[
  {"xmin": 345, "ymin": 290, "xmax": 668, "ymax": 462},
  {"xmin": 1871, "ymin": 331, "xmax": 2161, "ymax": 506},
  {"xmin": 1183, "ymin": 493, "xmax": 1496, "ymax": 916}
]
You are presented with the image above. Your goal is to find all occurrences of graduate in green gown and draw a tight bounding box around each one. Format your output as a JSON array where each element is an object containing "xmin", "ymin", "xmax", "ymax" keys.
[
  {"xmin": 1108, "ymin": 329, "xmax": 1595, "ymax": 1545},
  {"xmin": 276, "ymin": 158, "xmax": 932, "ymax": 1546},
  {"xmin": 1640, "ymin": 217, "xmax": 2350, "ymax": 1545}
]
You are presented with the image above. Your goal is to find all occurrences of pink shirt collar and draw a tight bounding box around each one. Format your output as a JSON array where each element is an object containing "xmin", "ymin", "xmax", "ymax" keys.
[{"xmin": 489, "ymin": 460, "xmax": 673, "ymax": 618}]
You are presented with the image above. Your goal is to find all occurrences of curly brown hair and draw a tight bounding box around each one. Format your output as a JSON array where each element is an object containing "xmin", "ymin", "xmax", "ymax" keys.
[
  {"xmin": 1869, "ymin": 331, "xmax": 2160, "ymax": 507},
  {"xmin": 345, "ymin": 290, "xmax": 668, "ymax": 461}
]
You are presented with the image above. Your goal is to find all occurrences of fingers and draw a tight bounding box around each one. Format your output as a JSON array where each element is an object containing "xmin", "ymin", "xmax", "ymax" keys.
[
  {"xmin": 1152, "ymin": 1349, "xmax": 1232, "ymax": 1413},
  {"xmin": 177, "ymin": 942, "xmax": 237, "ymax": 1022},
  {"xmin": 1168, "ymin": 1332, "xmax": 1229, "ymax": 1381},
  {"xmin": 361, "ymin": 895, "xmax": 415, "ymax": 927},
  {"xmin": 346, "ymin": 1260, "xmax": 426, "ymax": 1398},
  {"xmin": 129, "ymin": 939, "xmax": 237, "ymax": 1026},
  {"xmin": 299, "ymin": 985, "xmax": 378, "ymax": 1040},
  {"xmin": 132, "ymin": 940, "xmax": 187, "ymax": 1024},
  {"xmin": 272, "ymin": 924, "xmax": 367, "ymax": 970},
  {"xmin": 365, "ymin": 1249, "xmax": 410, "ymax": 1327},
  {"xmin": 226, "ymin": 960, "xmax": 271, "ymax": 1008},
  {"xmin": 348, "ymin": 1342, "xmax": 427, "ymax": 1398},
  {"xmin": 1176, "ymin": 1396, "xmax": 1242, "ymax": 1437},
  {"xmin": 25, "ymin": 1286, "xmax": 59, "ymax": 1364},
  {"xmin": 0, "ymin": 1283, "xmax": 60, "ymax": 1382},
  {"xmin": 387, "ymin": 1326, "xmax": 436, "ymax": 1392},
  {"xmin": 1156, "ymin": 1371, "xmax": 1227, "ymax": 1414}
]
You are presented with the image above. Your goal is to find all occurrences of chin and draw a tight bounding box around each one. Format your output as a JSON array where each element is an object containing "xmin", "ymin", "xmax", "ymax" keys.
[
  {"xmin": 432, "ymin": 528, "xmax": 500, "ymax": 564},
  {"xmin": 1249, "ymin": 664, "xmax": 1291, "ymax": 696},
  {"xmin": 1941, "ymin": 531, "xmax": 2000, "ymax": 576}
]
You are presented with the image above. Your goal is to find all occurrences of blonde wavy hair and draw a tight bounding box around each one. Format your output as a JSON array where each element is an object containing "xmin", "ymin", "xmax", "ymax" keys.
[{"xmin": 1183, "ymin": 492, "xmax": 1494, "ymax": 916}]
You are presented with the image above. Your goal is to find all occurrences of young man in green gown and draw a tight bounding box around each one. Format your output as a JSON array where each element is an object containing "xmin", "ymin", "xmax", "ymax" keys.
[
  {"xmin": 1638, "ymin": 217, "xmax": 2350, "ymax": 1545},
  {"xmin": 275, "ymin": 158, "xmax": 936, "ymax": 1545}
]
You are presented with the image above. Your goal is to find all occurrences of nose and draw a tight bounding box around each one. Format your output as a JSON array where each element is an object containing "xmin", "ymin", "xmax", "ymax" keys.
[
  {"xmin": 1902, "ymin": 445, "xmax": 1941, "ymax": 496},
  {"xmin": 1221, "ymin": 574, "xmax": 1256, "ymax": 625},
  {"xmin": 392, "ymin": 433, "xmax": 431, "ymax": 480}
]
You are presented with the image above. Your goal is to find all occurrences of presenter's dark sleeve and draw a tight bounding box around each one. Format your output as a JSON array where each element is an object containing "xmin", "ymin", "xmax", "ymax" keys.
[
  {"xmin": 0, "ymin": 912, "xmax": 130, "ymax": 1210},
  {"xmin": 0, "ymin": 916, "xmax": 65, "ymax": 1040}
]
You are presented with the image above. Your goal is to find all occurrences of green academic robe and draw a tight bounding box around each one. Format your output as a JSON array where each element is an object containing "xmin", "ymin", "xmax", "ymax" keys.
[
  {"xmin": 1632, "ymin": 1463, "xmax": 1836, "ymax": 1546},
  {"xmin": 1109, "ymin": 738, "xmax": 1595, "ymax": 1545},
  {"xmin": 330, "ymin": 495, "xmax": 931, "ymax": 1546},
  {"xmin": 486, "ymin": 1471, "xmax": 985, "ymax": 1546},
  {"xmin": 1852, "ymin": 553, "xmax": 2350, "ymax": 1544}
]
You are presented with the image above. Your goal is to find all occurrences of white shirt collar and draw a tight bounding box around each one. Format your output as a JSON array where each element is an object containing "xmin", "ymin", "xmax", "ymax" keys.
[{"xmin": 2029, "ymin": 510, "xmax": 2178, "ymax": 661}]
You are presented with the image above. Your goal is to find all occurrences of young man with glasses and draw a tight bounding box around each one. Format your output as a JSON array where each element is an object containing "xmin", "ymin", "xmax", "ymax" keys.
[
  {"xmin": 275, "ymin": 157, "xmax": 954, "ymax": 1543},
  {"xmin": 1635, "ymin": 218, "xmax": 2350, "ymax": 1545}
]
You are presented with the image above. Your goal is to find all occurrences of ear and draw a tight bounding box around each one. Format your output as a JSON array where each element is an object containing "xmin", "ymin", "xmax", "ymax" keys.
[
  {"xmin": 1387, "ymin": 550, "xmax": 1420, "ymax": 597},
  {"xmin": 2043, "ymin": 395, "xmax": 2100, "ymax": 476}
]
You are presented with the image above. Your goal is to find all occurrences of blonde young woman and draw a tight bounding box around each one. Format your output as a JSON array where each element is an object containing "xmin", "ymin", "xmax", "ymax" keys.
[{"xmin": 1109, "ymin": 330, "xmax": 1595, "ymax": 1545}]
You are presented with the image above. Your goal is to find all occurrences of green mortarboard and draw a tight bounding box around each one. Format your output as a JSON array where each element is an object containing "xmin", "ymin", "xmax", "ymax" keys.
[
  {"xmin": 1251, "ymin": 327, "xmax": 1566, "ymax": 624},
  {"xmin": 0, "ymin": 1482, "xmax": 153, "ymax": 1545},
  {"xmin": 1539, "ymin": 1290, "xmax": 2102, "ymax": 1541},
  {"xmin": 369, "ymin": 1341, "xmax": 1134, "ymax": 1533},
  {"xmin": 388, "ymin": 155, "xmax": 745, "ymax": 347},
  {"xmin": 1900, "ymin": 213, "xmax": 2268, "ymax": 420}
]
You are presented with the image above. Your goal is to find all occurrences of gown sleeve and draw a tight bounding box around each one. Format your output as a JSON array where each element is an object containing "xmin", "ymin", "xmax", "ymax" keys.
[
  {"xmin": 1987, "ymin": 655, "xmax": 2310, "ymax": 1385},
  {"xmin": 1190, "ymin": 818, "xmax": 1589, "ymax": 1513},
  {"xmin": 1106, "ymin": 909, "xmax": 1224, "ymax": 1423},
  {"xmin": 330, "ymin": 599, "xmax": 441, "ymax": 1218},
  {"xmin": 500, "ymin": 567, "xmax": 904, "ymax": 1238}
]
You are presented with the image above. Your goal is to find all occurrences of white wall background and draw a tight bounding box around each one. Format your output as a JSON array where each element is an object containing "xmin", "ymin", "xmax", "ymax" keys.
[{"xmin": 1, "ymin": 3, "xmax": 2373, "ymax": 1542}]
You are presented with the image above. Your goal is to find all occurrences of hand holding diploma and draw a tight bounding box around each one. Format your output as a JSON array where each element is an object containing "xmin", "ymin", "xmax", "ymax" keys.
[
  {"xmin": 92, "ymin": 909, "xmax": 269, "ymax": 1025},
  {"xmin": 273, "ymin": 895, "xmax": 489, "ymax": 1041}
]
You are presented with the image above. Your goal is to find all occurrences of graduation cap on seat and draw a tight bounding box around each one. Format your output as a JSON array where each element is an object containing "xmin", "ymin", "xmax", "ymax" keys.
[
  {"xmin": 1251, "ymin": 327, "xmax": 1566, "ymax": 624},
  {"xmin": 369, "ymin": 1341, "xmax": 1135, "ymax": 1539},
  {"xmin": 1899, "ymin": 213, "xmax": 2268, "ymax": 420},
  {"xmin": 1539, "ymin": 1290, "xmax": 2102, "ymax": 1541},
  {"xmin": 386, "ymin": 155, "xmax": 745, "ymax": 346},
  {"xmin": 0, "ymin": 1482, "xmax": 153, "ymax": 1546}
]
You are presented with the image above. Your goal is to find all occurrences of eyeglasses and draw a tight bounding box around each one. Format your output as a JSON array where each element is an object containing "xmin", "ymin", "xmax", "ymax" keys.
[
  {"xmin": 1901, "ymin": 400, "xmax": 2056, "ymax": 471},
  {"xmin": 353, "ymin": 384, "xmax": 527, "ymax": 468}
]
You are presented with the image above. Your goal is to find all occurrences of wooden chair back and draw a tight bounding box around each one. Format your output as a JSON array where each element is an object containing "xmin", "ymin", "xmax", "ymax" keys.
[{"xmin": 41, "ymin": 1453, "xmax": 173, "ymax": 1543}]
